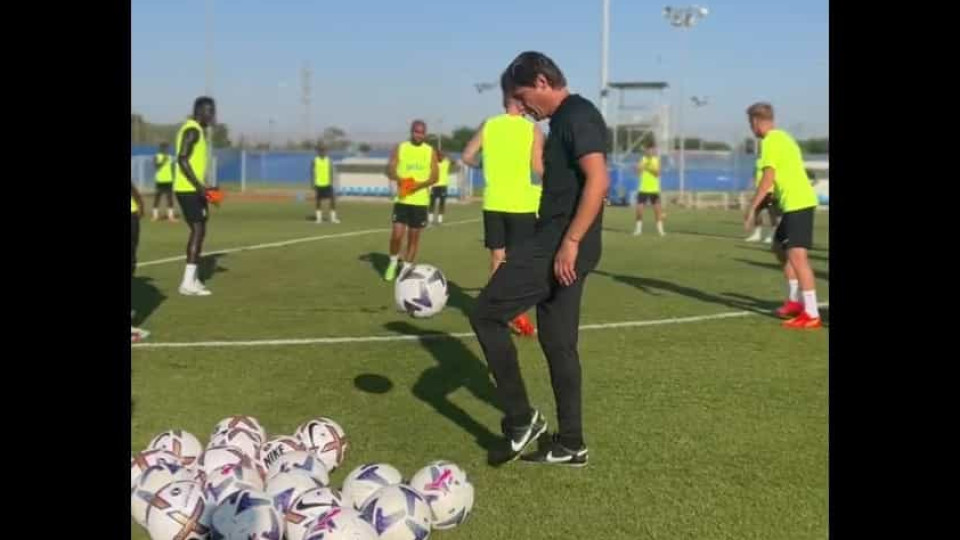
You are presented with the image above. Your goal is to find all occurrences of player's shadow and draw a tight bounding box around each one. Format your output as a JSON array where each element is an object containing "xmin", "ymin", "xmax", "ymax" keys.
[
  {"xmin": 732, "ymin": 258, "xmax": 829, "ymax": 282},
  {"xmin": 131, "ymin": 276, "xmax": 166, "ymax": 326},
  {"xmin": 383, "ymin": 320, "xmax": 502, "ymax": 452},
  {"xmin": 199, "ymin": 253, "xmax": 230, "ymax": 283},
  {"xmin": 358, "ymin": 252, "xmax": 390, "ymax": 277},
  {"xmin": 593, "ymin": 270, "xmax": 781, "ymax": 319}
]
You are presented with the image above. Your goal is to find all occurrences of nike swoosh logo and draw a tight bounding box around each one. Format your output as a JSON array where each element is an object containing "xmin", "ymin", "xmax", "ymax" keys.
[
  {"xmin": 544, "ymin": 452, "xmax": 571, "ymax": 463},
  {"xmin": 510, "ymin": 437, "xmax": 527, "ymax": 452}
]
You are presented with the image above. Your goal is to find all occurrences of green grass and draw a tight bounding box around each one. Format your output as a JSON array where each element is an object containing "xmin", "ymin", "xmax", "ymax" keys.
[{"xmin": 132, "ymin": 199, "xmax": 828, "ymax": 539}]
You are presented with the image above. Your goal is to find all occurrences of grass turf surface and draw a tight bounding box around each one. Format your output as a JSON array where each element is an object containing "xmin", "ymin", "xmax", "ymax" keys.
[{"xmin": 131, "ymin": 199, "xmax": 828, "ymax": 539}]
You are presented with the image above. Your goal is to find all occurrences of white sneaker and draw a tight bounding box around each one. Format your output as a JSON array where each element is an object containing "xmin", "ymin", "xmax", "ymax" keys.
[
  {"xmin": 745, "ymin": 232, "xmax": 762, "ymax": 242},
  {"xmin": 633, "ymin": 229, "xmax": 642, "ymax": 236},
  {"xmin": 331, "ymin": 217, "xmax": 341, "ymax": 224},
  {"xmin": 179, "ymin": 282, "xmax": 212, "ymax": 296},
  {"xmin": 763, "ymin": 236, "xmax": 774, "ymax": 244}
]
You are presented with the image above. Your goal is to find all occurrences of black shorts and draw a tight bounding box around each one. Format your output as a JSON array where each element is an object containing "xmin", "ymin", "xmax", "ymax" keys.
[
  {"xmin": 315, "ymin": 185, "xmax": 334, "ymax": 199},
  {"xmin": 392, "ymin": 203, "xmax": 428, "ymax": 229},
  {"xmin": 155, "ymin": 182, "xmax": 173, "ymax": 194},
  {"xmin": 430, "ymin": 186, "xmax": 448, "ymax": 200},
  {"xmin": 483, "ymin": 210, "xmax": 537, "ymax": 251},
  {"xmin": 176, "ymin": 192, "xmax": 209, "ymax": 224},
  {"xmin": 774, "ymin": 207, "xmax": 815, "ymax": 250},
  {"xmin": 131, "ymin": 213, "xmax": 140, "ymax": 275},
  {"xmin": 636, "ymin": 192, "xmax": 660, "ymax": 204}
]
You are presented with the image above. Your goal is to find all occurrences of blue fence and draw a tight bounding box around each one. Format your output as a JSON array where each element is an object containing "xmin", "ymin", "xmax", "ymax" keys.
[{"xmin": 133, "ymin": 144, "xmax": 824, "ymax": 199}]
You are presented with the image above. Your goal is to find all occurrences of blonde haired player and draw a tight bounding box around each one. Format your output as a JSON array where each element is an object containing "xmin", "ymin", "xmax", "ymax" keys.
[{"xmin": 743, "ymin": 102, "xmax": 822, "ymax": 329}]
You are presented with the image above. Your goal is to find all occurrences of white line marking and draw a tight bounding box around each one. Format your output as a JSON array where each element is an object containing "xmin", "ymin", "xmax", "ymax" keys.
[
  {"xmin": 131, "ymin": 303, "xmax": 828, "ymax": 350},
  {"xmin": 137, "ymin": 218, "xmax": 482, "ymax": 268}
]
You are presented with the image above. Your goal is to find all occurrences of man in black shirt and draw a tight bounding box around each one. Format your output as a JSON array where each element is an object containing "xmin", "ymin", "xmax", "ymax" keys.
[{"xmin": 470, "ymin": 51, "xmax": 609, "ymax": 467}]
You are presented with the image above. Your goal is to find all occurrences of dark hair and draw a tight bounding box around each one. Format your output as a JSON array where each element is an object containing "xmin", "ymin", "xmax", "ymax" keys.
[
  {"xmin": 746, "ymin": 102, "xmax": 774, "ymax": 121},
  {"xmin": 501, "ymin": 51, "xmax": 567, "ymax": 95},
  {"xmin": 193, "ymin": 96, "xmax": 215, "ymax": 114},
  {"xmin": 411, "ymin": 119, "xmax": 426, "ymax": 130}
]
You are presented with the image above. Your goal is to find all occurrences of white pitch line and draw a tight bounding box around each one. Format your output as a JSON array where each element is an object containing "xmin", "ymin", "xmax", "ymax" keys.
[
  {"xmin": 131, "ymin": 303, "xmax": 828, "ymax": 350},
  {"xmin": 137, "ymin": 218, "xmax": 482, "ymax": 268}
]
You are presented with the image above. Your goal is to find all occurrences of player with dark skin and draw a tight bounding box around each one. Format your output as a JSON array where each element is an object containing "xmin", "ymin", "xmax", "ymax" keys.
[{"xmin": 178, "ymin": 99, "xmax": 216, "ymax": 269}]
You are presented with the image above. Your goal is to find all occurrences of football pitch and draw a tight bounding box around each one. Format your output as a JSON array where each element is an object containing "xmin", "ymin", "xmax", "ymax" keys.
[{"xmin": 131, "ymin": 197, "xmax": 829, "ymax": 539}]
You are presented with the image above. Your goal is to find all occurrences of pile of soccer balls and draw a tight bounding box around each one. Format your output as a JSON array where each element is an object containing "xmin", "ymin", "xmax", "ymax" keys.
[
  {"xmin": 394, "ymin": 264, "xmax": 449, "ymax": 318},
  {"xmin": 131, "ymin": 415, "xmax": 475, "ymax": 539}
]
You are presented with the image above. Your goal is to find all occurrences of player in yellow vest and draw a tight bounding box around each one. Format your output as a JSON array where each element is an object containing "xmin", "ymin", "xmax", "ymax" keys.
[
  {"xmin": 311, "ymin": 143, "xmax": 339, "ymax": 224},
  {"xmin": 745, "ymin": 139, "xmax": 780, "ymax": 243},
  {"xmin": 383, "ymin": 119, "xmax": 440, "ymax": 281},
  {"xmin": 174, "ymin": 96, "xmax": 217, "ymax": 296},
  {"xmin": 633, "ymin": 142, "xmax": 665, "ymax": 236},
  {"xmin": 428, "ymin": 151, "xmax": 451, "ymax": 226},
  {"xmin": 743, "ymin": 102, "xmax": 821, "ymax": 329},
  {"xmin": 151, "ymin": 142, "xmax": 177, "ymax": 222},
  {"xmin": 461, "ymin": 94, "xmax": 544, "ymax": 336},
  {"xmin": 131, "ymin": 181, "xmax": 149, "ymax": 342}
]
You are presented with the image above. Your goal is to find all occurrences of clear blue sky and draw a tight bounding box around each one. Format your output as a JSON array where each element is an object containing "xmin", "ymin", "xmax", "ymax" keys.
[{"xmin": 132, "ymin": 0, "xmax": 828, "ymax": 145}]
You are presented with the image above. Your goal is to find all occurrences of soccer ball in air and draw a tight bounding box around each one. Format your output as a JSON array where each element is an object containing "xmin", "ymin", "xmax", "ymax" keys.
[
  {"xmin": 408, "ymin": 461, "xmax": 474, "ymax": 530},
  {"xmin": 360, "ymin": 484, "xmax": 432, "ymax": 540},
  {"xmin": 393, "ymin": 264, "xmax": 448, "ymax": 318}
]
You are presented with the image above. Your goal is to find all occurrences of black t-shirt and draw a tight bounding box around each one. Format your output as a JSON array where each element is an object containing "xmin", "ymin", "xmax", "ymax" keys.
[{"xmin": 534, "ymin": 93, "xmax": 608, "ymax": 268}]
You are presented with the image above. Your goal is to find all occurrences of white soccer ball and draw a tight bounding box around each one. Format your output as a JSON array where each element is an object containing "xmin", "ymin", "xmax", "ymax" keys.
[
  {"xmin": 341, "ymin": 463, "xmax": 403, "ymax": 511},
  {"xmin": 131, "ymin": 449, "xmax": 182, "ymax": 490},
  {"xmin": 285, "ymin": 487, "xmax": 343, "ymax": 540},
  {"xmin": 198, "ymin": 445, "xmax": 257, "ymax": 477},
  {"xmin": 210, "ymin": 415, "xmax": 267, "ymax": 443},
  {"xmin": 301, "ymin": 507, "xmax": 377, "ymax": 540},
  {"xmin": 266, "ymin": 471, "xmax": 326, "ymax": 514},
  {"xmin": 360, "ymin": 484, "xmax": 432, "ymax": 540},
  {"xmin": 148, "ymin": 430, "xmax": 204, "ymax": 468},
  {"xmin": 393, "ymin": 264, "xmax": 449, "ymax": 318},
  {"xmin": 408, "ymin": 461, "xmax": 474, "ymax": 530},
  {"xmin": 209, "ymin": 427, "xmax": 264, "ymax": 466},
  {"xmin": 144, "ymin": 480, "xmax": 213, "ymax": 540},
  {"xmin": 295, "ymin": 418, "xmax": 349, "ymax": 473},
  {"xmin": 260, "ymin": 436, "xmax": 306, "ymax": 473},
  {"xmin": 130, "ymin": 463, "xmax": 194, "ymax": 527},
  {"xmin": 203, "ymin": 463, "xmax": 265, "ymax": 505},
  {"xmin": 211, "ymin": 489, "xmax": 284, "ymax": 540},
  {"xmin": 266, "ymin": 450, "xmax": 330, "ymax": 485}
]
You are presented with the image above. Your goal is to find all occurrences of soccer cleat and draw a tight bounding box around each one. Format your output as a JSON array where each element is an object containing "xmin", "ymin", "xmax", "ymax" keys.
[
  {"xmin": 776, "ymin": 300, "xmax": 804, "ymax": 318},
  {"xmin": 745, "ymin": 231, "xmax": 762, "ymax": 242},
  {"xmin": 509, "ymin": 313, "xmax": 536, "ymax": 337},
  {"xmin": 782, "ymin": 312, "xmax": 822, "ymax": 329},
  {"xmin": 331, "ymin": 216, "xmax": 341, "ymax": 224},
  {"xmin": 489, "ymin": 409, "xmax": 548, "ymax": 466},
  {"xmin": 764, "ymin": 236, "xmax": 774, "ymax": 244},
  {"xmin": 521, "ymin": 433, "xmax": 589, "ymax": 467},
  {"xmin": 384, "ymin": 260, "xmax": 399, "ymax": 282}
]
